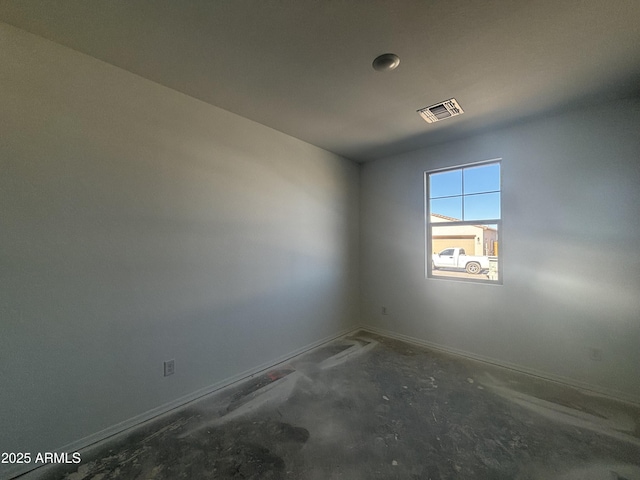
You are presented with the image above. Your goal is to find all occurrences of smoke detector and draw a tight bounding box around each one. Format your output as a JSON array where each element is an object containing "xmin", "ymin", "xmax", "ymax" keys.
[
  {"xmin": 417, "ymin": 98, "xmax": 464, "ymax": 123},
  {"xmin": 372, "ymin": 53, "xmax": 400, "ymax": 72}
]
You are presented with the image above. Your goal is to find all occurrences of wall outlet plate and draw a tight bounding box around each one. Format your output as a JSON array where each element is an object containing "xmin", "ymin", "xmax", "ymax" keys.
[{"xmin": 164, "ymin": 359, "xmax": 175, "ymax": 376}]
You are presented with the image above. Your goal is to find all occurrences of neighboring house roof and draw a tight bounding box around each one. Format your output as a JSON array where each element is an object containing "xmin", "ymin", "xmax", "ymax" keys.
[
  {"xmin": 430, "ymin": 213, "xmax": 497, "ymax": 232},
  {"xmin": 430, "ymin": 212, "xmax": 461, "ymax": 222}
]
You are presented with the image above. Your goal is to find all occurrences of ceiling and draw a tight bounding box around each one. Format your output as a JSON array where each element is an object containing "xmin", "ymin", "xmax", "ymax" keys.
[{"xmin": 1, "ymin": 0, "xmax": 639, "ymax": 162}]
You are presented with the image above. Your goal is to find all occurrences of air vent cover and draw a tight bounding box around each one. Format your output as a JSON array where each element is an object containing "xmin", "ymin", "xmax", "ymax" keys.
[{"xmin": 417, "ymin": 98, "xmax": 464, "ymax": 123}]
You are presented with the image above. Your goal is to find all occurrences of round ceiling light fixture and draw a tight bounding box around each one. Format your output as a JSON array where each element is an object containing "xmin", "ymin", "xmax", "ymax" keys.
[{"xmin": 372, "ymin": 53, "xmax": 400, "ymax": 72}]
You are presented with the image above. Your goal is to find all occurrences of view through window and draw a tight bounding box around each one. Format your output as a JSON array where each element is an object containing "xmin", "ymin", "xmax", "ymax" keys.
[{"xmin": 426, "ymin": 160, "xmax": 501, "ymax": 283}]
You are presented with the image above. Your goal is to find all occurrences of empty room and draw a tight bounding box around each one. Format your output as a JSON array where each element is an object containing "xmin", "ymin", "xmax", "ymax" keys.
[{"xmin": 2, "ymin": 1, "xmax": 640, "ymax": 479}]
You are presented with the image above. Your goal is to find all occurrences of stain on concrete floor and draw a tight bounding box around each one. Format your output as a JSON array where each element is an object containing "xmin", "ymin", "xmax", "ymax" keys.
[{"xmin": 23, "ymin": 333, "xmax": 640, "ymax": 480}]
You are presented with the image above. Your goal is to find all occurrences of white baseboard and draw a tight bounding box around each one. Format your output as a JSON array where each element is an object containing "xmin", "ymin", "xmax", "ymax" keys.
[
  {"xmin": 357, "ymin": 325, "xmax": 640, "ymax": 407},
  {"xmin": 9, "ymin": 325, "xmax": 362, "ymax": 480}
]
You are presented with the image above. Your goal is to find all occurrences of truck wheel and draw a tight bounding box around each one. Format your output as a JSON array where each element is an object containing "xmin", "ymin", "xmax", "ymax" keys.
[{"xmin": 465, "ymin": 262, "xmax": 481, "ymax": 274}]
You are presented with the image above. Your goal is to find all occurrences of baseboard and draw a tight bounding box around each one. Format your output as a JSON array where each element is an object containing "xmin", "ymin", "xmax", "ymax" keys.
[
  {"xmin": 358, "ymin": 325, "xmax": 640, "ymax": 407},
  {"xmin": 9, "ymin": 325, "xmax": 362, "ymax": 480}
]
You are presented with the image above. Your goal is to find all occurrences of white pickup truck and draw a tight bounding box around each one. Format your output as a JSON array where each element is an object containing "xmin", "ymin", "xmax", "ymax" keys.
[{"xmin": 432, "ymin": 247, "xmax": 490, "ymax": 274}]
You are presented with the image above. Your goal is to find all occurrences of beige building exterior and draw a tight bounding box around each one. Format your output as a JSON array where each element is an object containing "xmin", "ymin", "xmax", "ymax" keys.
[{"xmin": 431, "ymin": 214, "xmax": 498, "ymax": 256}]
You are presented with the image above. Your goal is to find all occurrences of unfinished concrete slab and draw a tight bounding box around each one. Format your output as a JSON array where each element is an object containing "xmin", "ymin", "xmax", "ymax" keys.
[{"xmin": 22, "ymin": 333, "xmax": 640, "ymax": 480}]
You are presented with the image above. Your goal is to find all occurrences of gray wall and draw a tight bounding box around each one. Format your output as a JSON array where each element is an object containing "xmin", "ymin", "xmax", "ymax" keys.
[
  {"xmin": 0, "ymin": 23, "xmax": 359, "ymax": 474},
  {"xmin": 361, "ymin": 99, "xmax": 640, "ymax": 403}
]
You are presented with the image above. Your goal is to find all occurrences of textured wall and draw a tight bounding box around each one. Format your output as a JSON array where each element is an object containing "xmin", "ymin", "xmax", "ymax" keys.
[
  {"xmin": 360, "ymin": 99, "xmax": 640, "ymax": 403},
  {"xmin": 0, "ymin": 23, "xmax": 359, "ymax": 476}
]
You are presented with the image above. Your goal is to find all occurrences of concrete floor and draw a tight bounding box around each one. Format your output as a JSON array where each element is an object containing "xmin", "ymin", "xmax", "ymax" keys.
[{"xmin": 25, "ymin": 332, "xmax": 640, "ymax": 480}]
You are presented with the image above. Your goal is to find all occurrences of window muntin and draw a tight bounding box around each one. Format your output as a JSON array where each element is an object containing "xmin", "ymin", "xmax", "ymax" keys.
[{"xmin": 426, "ymin": 160, "xmax": 501, "ymax": 283}]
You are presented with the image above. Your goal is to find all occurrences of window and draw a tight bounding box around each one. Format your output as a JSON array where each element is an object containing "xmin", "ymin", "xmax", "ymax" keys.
[{"xmin": 425, "ymin": 160, "xmax": 501, "ymax": 283}]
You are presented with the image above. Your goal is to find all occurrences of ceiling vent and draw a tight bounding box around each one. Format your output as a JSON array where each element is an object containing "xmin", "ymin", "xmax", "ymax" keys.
[{"xmin": 417, "ymin": 98, "xmax": 464, "ymax": 123}]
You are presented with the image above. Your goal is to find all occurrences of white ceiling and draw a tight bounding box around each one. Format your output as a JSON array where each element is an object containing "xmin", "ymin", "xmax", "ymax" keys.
[{"xmin": 2, "ymin": 0, "xmax": 639, "ymax": 162}]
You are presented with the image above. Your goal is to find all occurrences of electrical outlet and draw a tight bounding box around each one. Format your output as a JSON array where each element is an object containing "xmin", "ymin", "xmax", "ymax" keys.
[
  {"xmin": 588, "ymin": 348, "xmax": 603, "ymax": 361},
  {"xmin": 381, "ymin": 306, "xmax": 388, "ymax": 315},
  {"xmin": 164, "ymin": 359, "xmax": 175, "ymax": 376}
]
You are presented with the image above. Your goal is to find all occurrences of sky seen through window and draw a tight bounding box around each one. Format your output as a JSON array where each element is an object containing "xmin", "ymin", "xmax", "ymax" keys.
[{"xmin": 429, "ymin": 163, "xmax": 500, "ymax": 221}]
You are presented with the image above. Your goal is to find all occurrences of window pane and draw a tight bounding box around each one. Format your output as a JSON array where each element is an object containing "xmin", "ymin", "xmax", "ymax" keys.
[
  {"xmin": 463, "ymin": 163, "xmax": 500, "ymax": 195},
  {"xmin": 464, "ymin": 192, "xmax": 500, "ymax": 221},
  {"xmin": 430, "ymin": 197, "xmax": 462, "ymax": 221},
  {"xmin": 431, "ymin": 223, "xmax": 499, "ymax": 281},
  {"xmin": 429, "ymin": 169, "xmax": 462, "ymax": 198}
]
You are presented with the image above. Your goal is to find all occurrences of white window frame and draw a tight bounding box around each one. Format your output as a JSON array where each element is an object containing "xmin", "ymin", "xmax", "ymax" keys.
[{"xmin": 424, "ymin": 158, "xmax": 503, "ymax": 284}]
